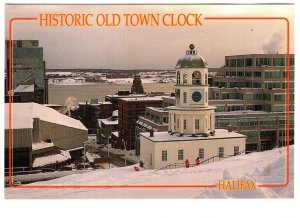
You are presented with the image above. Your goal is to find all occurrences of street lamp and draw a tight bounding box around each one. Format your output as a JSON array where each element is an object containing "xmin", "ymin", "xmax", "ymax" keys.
[{"xmin": 122, "ymin": 139, "xmax": 127, "ymax": 167}]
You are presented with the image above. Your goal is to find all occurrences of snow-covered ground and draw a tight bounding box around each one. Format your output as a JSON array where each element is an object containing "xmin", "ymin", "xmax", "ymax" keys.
[
  {"xmin": 47, "ymin": 71, "xmax": 176, "ymax": 85},
  {"xmin": 5, "ymin": 146, "xmax": 293, "ymax": 199}
]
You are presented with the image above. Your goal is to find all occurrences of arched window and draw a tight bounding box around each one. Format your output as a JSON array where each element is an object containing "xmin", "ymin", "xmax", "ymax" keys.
[
  {"xmin": 183, "ymin": 73, "xmax": 187, "ymax": 85},
  {"xmin": 176, "ymin": 71, "xmax": 180, "ymax": 85},
  {"xmin": 192, "ymin": 71, "xmax": 201, "ymax": 85}
]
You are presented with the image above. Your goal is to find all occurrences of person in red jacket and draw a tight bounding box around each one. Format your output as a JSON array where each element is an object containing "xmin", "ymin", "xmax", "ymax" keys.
[
  {"xmin": 185, "ymin": 159, "xmax": 190, "ymax": 168},
  {"xmin": 195, "ymin": 157, "xmax": 200, "ymax": 166}
]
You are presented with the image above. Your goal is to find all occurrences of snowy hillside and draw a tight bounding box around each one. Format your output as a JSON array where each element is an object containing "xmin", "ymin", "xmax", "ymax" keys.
[{"xmin": 5, "ymin": 146, "xmax": 293, "ymax": 199}]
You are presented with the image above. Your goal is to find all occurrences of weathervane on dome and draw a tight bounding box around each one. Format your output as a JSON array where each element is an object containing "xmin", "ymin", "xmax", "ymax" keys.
[{"xmin": 187, "ymin": 44, "xmax": 197, "ymax": 55}]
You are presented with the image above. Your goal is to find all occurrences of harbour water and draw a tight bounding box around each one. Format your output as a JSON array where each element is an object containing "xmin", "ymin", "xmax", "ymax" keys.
[{"xmin": 48, "ymin": 83, "xmax": 175, "ymax": 104}]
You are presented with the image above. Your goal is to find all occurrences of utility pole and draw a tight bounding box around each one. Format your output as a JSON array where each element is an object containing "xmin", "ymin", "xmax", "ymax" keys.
[{"xmin": 107, "ymin": 134, "xmax": 111, "ymax": 168}]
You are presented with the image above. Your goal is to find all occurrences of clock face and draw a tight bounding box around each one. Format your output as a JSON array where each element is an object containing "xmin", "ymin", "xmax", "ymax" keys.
[{"xmin": 192, "ymin": 91, "xmax": 202, "ymax": 102}]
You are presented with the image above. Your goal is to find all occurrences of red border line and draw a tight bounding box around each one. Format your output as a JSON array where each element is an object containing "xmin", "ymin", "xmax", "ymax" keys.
[
  {"xmin": 205, "ymin": 16, "xmax": 291, "ymax": 188},
  {"xmin": 12, "ymin": 185, "xmax": 217, "ymax": 189},
  {"xmin": 8, "ymin": 16, "xmax": 291, "ymax": 189},
  {"xmin": 8, "ymin": 18, "xmax": 38, "ymax": 188}
]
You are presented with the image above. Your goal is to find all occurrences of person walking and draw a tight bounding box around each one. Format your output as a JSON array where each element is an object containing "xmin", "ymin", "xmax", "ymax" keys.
[
  {"xmin": 195, "ymin": 157, "xmax": 200, "ymax": 166},
  {"xmin": 185, "ymin": 159, "xmax": 190, "ymax": 168}
]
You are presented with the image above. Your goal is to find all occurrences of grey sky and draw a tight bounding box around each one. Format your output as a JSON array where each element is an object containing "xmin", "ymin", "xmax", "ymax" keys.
[{"xmin": 5, "ymin": 4, "xmax": 294, "ymax": 69}]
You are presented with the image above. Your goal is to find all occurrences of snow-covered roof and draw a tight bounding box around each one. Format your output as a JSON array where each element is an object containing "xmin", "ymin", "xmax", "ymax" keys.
[
  {"xmin": 120, "ymin": 97, "xmax": 164, "ymax": 102},
  {"xmin": 78, "ymin": 101, "xmax": 112, "ymax": 105},
  {"xmin": 98, "ymin": 119, "xmax": 106, "ymax": 127},
  {"xmin": 113, "ymin": 110, "xmax": 118, "ymax": 117},
  {"xmin": 146, "ymin": 107, "xmax": 169, "ymax": 113},
  {"xmin": 85, "ymin": 152, "xmax": 101, "ymax": 163},
  {"xmin": 5, "ymin": 103, "xmax": 88, "ymax": 130},
  {"xmin": 140, "ymin": 129, "xmax": 245, "ymax": 142},
  {"xmin": 14, "ymin": 84, "xmax": 34, "ymax": 93},
  {"xmin": 32, "ymin": 150, "xmax": 71, "ymax": 168},
  {"xmin": 67, "ymin": 146, "xmax": 84, "ymax": 152},
  {"xmin": 106, "ymin": 94, "xmax": 146, "ymax": 98},
  {"xmin": 32, "ymin": 141, "xmax": 54, "ymax": 151},
  {"xmin": 112, "ymin": 131, "xmax": 119, "ymax": 137},
  {"xmin": 101, "ymin": 119, "xmax": 118, "ymax": 125}
]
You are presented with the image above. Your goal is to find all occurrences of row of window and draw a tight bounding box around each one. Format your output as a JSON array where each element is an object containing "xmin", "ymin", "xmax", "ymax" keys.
[
  {"xmin": 225, "ymin": 58, "xmax": 294, "ymax": 67},
  {"xmin": 161, "ymin": 147, "xmax": 240, "ymax": 161},
  {"xmin": 214, "ymin": 81, "xmax": 294, "ymax": 89},
  {"xmin": 217, "ymin": 116, "xmax": 293, "ymax": 128},
  {"xmin": 224, "ymin": 70, "xmax": 294, "ymax": 78}
]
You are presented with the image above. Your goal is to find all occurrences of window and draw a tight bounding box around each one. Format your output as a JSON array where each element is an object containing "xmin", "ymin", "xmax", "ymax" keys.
[
  {"xmin": 234, "ymin": 146, "xmax": 239, "ymax": 155},
  {"xmin": 195, "ymin": 119, "xmax": 199, "ymax": 129},
  {"xmin": 177, "ymin": 119, "xmax": 179, "ymax": 128},
  {"xmin": 290, "ymin": 58, "xmax": 294, "ymax": 66},
  {"xmin": 175, "ymin": 89, "xmax": 180, "ymax": 104},
  {"xmin": 245, "ymin": 58, "xmax": 252, "ymax": 67},
  {"xmin": 178, "ymin": 150, "xmax": 184, "ymax": 160},
  {"xmin": 183, "ymin": 92, "xmax": 187, "ymax": 103},
  {"xmin": 256, "ymin": 58, "xmax": 271, "ymax": 66},
  {"xmin": 230, "ymin": 59, "xmax": 237, "ymax": 67},
  {"xmin": 219, "ymin": 147, "xmax": 224, "ymax": 157},
  {"xmin": 264, "ymin": 71, "xmax": 281, "ymax": 78},
  {"xmin": 184, "ymin": 120, "xmax": 187, "ymax": 129},
  {"xmin": 206, "ymin": 91, "xmax": 208, "ymax": 103},
  {"xmin": 273, "ymin": 58, "xmax": 285, "ymax": 66},
  {"xmin": 162, "ymin": 150, "xmax": 167, "ymax": 161},
  {"xmin": 237, "ymin": 59, "xmax": 244, "ymax": 67},
  {"xmin": 253, "ymin": 82, "xmax": 262, "ymax": 88},
  {"xmin": 205, "ymin": 74, "xmax": 208, "ymax": 85},
  {"xmin": 274, "ymin": 94, "xmax": 285, "ymax": 101},
  {"xmin": 265, "ymin": 82, "xmax": 281, "ymax": 89},
  {"xmin": 183, "ymin": 73, "xmax": 187, "ymax": 84},
  {"xmin": 245, "ymin": 71, "xmax": 252, "ymax": 77},
  {"xmin": 237, "ymin": 71, "xmax": 244, "ymax": 77},
  {"xmin": 199, "ymin": 148, "xmax": 204, "ymax": 159},
  {"xmin": 176, "ymin": 71, "xmax": 180, "ymax": 85},
  {"xmin": 226, "ymin": 59, "xmax": 229, "ymax": 67},
  {"xmin": 192, "ymin": 71, "xmax": 201, "ymax": 85},
  {"xmin": 254, "ymin": 71, "xmax": 261, "ymax": 77}
]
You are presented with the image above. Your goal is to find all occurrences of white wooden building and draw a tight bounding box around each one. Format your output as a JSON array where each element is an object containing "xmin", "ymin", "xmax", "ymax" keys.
[{"xmin": 140, "ymin": 45, "xmax": 246, "ymax": 169}]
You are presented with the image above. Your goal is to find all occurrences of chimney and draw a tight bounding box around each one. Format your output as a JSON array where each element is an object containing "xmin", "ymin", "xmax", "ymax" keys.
[
  {"xmin": 227, "ymin": 125, "xmax": 233, "ymax": 132},
  {"xmin": 149, "ymin": 129, "xmax": 154, "ymax": 137}
]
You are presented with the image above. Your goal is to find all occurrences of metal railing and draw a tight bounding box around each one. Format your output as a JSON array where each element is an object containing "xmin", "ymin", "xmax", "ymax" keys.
[{"xmin": 156, "ymin": 150, "xmax": 245, "ymax": 171}]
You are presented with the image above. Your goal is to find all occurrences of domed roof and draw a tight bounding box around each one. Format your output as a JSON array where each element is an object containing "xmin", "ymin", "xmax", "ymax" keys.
[{"xmin": 175, "ymin": 44, "xmax": 208, "ymax": 69}]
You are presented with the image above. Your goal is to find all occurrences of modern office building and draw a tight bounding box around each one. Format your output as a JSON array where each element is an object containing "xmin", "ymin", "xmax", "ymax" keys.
[
  {"xmin": 5, "ymin": 40, "xmax": 48, "ymax": 104},
  {"xmin": 211, "ymin": 54, "xmax": 294, "ymax": 112}
]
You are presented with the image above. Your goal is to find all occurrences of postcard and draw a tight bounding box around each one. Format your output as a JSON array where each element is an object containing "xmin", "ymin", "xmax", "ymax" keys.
[{"xmin": 4, "ymin": 3, "xmax": 294, "ymax": 199}]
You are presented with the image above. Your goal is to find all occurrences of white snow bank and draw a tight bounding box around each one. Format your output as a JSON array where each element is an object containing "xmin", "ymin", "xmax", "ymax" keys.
[{"xmin": 5, "ymin": 146, "xmax": 293, "ymax": 199}]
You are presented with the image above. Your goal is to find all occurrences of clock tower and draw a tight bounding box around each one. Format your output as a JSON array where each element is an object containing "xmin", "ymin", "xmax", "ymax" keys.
[{"xmin": 169, "ymin": 44, "xmax": 216, "ymax": 136}]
